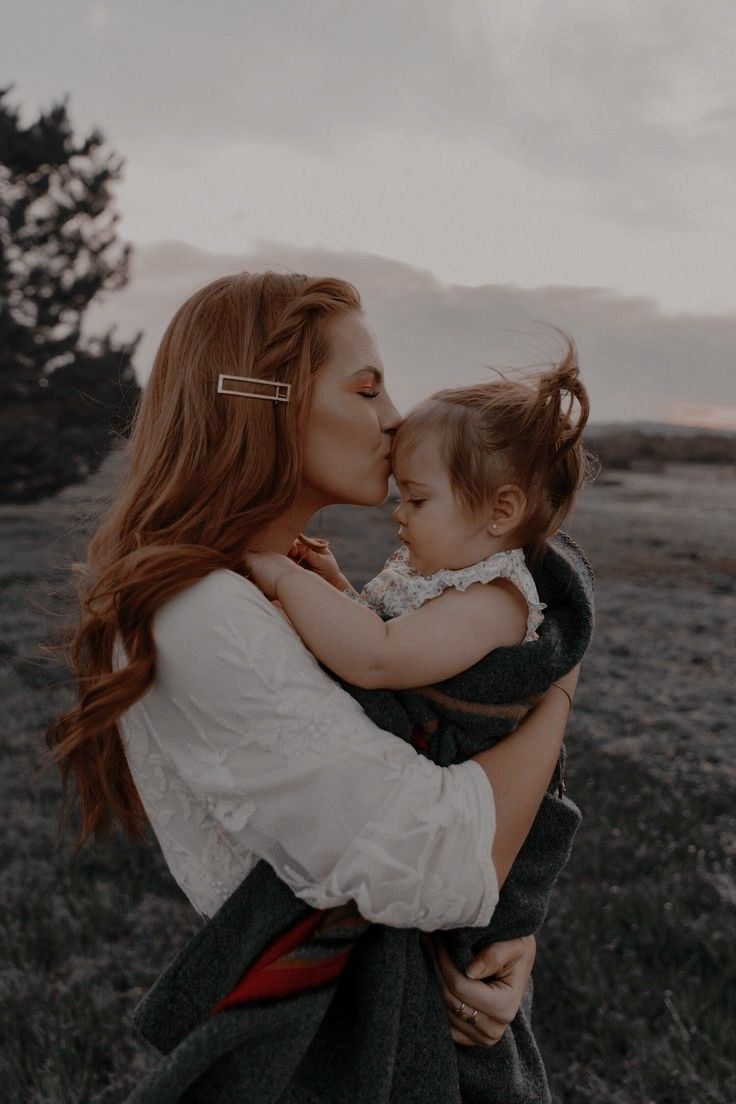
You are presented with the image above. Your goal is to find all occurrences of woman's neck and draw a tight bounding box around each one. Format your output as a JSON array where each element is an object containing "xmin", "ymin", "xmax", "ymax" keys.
[{"xmin": 245, "ymin": 500, "xmax": 319, "ymax": 556}]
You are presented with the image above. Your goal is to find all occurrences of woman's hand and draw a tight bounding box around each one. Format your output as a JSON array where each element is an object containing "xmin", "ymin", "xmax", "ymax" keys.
[
  {"xmin": 241, "ymin": 550, "xmax": 299, "ymax": 600},
  {"xmin": 421, "ymin": 933, "xmax": 536, "ymax": 1048},
  {"xmin": 289, "ymin": 536, "xmax": 345, "ymax": 589}
]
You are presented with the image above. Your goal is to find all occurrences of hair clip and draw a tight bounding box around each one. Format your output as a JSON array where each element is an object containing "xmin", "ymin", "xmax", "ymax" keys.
[{"xmin": 217, "ymin": 374, "xmax": 291, "ymax": 403}]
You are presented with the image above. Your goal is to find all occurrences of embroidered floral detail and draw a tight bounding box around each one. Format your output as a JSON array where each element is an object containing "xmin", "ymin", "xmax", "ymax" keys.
[
  {"xmin": 357, "ymin": 544, "xmax": 546, "ymax": 641},
  {"xmin": 210, "ymin": 796, "xmax": 257, "ymax": 833}
]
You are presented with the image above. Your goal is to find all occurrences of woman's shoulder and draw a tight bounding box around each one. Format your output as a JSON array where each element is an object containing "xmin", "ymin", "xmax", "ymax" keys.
[
  {"xmin": 152, "ymin": 568, "xmax": 299, "ymax": 664},
  {"xmin": 156, "ymin": 568, "xmax": 276, "ymax": 629},
  {"xmin": 144, "ymin": 568, "xmax": 412, "ymax": 763}
]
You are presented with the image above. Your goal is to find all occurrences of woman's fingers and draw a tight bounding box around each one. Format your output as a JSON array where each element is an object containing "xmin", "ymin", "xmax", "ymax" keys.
[
  {"xmin": 426, "ymin": 935, "xmax": 522, "ymax": 1048},
  {"xmin": 443, "ymin": 991, "xmax": 509, "ymax": 1048},
  {"xmin": 449, "ymin": 1021, "xmax": 505, "ymax": 1048},
  {"xmin": 435, "ymin": 936, "xmax": 527, "ymax": 1021},
  {"xmin": 435, "ymin": 967, "xmax": 517, "ymax": 1045},
  {"xmin": 467, "ymin": 935, "xmax": 535, "ymax": 987},
  {"xmin": 421, "ymin": 934, "xmax": 492, "ymax": 1047}
]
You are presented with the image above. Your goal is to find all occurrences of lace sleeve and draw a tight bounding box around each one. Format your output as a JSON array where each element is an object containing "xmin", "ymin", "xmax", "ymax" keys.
[{"xmin": 149, "ymin": 569, "xmax": 500, "ymax": 931}]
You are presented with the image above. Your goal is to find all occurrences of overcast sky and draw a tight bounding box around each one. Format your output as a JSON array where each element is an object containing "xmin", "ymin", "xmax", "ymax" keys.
[
  {"xmin": 84, "ymin": 239, "xmax": 736, "ymax": 428},
  {"xmin": 3, "ymin": 1, "xmax": 735, "ymax": 425}
]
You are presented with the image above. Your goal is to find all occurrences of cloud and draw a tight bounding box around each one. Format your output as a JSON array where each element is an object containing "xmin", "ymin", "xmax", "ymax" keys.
[
  {"xmin": 84, "ymin": 238, "xmax": 736, "ymax": 426},
  {"xmin": 2, "ymin": 1, "xmax": 734, "ymax": 229},
  {"xmin": 663, "ymin": 401, "xmax": 736, "ymax": 430}
]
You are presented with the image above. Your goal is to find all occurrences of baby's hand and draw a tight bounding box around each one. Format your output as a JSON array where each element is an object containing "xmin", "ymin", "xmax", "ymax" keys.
[
  {"xmin": 242, "ymin": 550, "xmax": 297, "ymax": 600},
  {"xmin": 289, "ymin": 537, "xmax": 344, "ymax": 589}
]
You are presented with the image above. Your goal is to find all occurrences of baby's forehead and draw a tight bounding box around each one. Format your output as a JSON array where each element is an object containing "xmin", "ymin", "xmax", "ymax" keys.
[{"xmin": 392, "ymin": 436, "xmax": 446, "ymax": 485}]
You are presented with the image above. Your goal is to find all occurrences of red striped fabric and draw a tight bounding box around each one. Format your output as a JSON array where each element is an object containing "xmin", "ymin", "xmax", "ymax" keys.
[{"xmin": 208, "ymin": 904, "xmax": 371, "ymax": 1015}]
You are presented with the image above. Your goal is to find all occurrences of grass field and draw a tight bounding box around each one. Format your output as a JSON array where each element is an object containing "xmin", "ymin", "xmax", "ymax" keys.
[{"xmin": 1, "ymin": 452, "xmax": 734, "ymax": 1103}]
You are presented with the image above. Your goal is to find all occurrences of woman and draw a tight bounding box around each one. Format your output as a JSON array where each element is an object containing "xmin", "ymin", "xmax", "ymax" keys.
[{"xmin": 46, "ymin": 272, "xmax": 583, "ymax": 1098}]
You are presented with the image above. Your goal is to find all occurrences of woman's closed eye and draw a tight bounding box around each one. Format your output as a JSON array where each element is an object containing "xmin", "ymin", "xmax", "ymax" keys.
[{"xmin": 359, "ymin": 390, "xmax": 380, "ymax": 399}]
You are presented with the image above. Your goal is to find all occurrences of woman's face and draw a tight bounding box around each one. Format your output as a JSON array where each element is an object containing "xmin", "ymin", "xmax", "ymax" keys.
[{"xmin": 300, "ymin": 310, "xmax": 403, "ymax": 509}]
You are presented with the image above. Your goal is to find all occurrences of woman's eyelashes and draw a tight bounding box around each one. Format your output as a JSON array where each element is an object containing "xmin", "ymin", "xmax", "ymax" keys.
[{"xmin": 359, "ymin": 390, "xmax": 380, "ymax": 399}]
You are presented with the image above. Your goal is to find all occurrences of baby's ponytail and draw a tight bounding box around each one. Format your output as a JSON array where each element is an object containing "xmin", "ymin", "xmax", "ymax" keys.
[
  {"xmin": 533, "ymin": 337, "xmax": 589, "ymax": 465},
  {"xmin": 520, "ymin": 332, "xmax": 592, "ymax": 514}
]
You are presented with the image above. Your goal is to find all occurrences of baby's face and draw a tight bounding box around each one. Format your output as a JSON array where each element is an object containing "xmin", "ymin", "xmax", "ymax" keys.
[{"xmin": 391, "ymin": 436, "xmax": 497, "ymax": 576}]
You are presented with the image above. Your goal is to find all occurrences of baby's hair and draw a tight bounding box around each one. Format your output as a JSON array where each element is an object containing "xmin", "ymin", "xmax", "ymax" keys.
[{"xmin": 392, "ymin": 330, "xmax": 599, "ymax": 570}]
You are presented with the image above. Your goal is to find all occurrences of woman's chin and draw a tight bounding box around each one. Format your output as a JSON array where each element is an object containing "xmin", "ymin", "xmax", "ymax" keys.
[
  {"xmin": 322, "ymin": 470, "xmax": 390, "ymax": 509},
  {"xmin": 355, "ymin": 477, "xmax": 391, "ymax": 508}
]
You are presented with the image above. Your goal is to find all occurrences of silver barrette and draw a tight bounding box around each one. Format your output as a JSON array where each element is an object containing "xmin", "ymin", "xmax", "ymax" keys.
[{"xmin": 217, "ymin": 374, "xmax": 291, "ymax": 403}]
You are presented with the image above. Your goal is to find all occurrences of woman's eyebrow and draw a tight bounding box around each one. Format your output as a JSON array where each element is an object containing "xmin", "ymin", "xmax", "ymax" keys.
[{"xmin": 349, "ymin": 366, "xmax": 384, "ymax": 384}]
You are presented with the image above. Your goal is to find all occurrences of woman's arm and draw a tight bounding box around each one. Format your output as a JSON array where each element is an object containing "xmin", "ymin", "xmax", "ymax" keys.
[
  {"xmin": 471, "ymin": 667, "xmax": 579, "ymax": 887},
  {"xmin": 243, "ymin": 550, "xmax": 526, "ymax": 688}
]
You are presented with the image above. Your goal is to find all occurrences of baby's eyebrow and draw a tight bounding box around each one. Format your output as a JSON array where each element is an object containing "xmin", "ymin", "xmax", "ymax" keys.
[{"xmin": 396, "ymin": 478, "xmax": 431, "ymax": 490}]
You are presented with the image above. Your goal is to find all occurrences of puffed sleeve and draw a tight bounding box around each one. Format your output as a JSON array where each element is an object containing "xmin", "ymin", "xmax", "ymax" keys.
[{"xmin": 147, "ymin": 570, "xmax": 500, "ymax": 931}]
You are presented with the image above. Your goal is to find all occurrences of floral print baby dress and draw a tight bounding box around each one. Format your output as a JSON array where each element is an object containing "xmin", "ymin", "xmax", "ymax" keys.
[{"xmin": 357, "ymin": 545, "xmax": 546, "ymax": 642}]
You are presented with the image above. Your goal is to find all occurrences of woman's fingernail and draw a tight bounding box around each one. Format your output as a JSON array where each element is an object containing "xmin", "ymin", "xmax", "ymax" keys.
[{"xmin": 466, "ymin": 962, "xmax": 483, "ymax": 979}]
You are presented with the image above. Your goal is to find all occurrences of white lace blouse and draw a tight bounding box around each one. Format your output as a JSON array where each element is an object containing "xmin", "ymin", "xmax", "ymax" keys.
[{"xmin": 114, "ymin": 569, "xmax": 500, "ymax": 930}]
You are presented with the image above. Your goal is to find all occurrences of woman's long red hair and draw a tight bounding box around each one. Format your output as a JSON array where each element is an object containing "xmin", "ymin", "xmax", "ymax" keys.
[{"xmin": 45, "ymin": 271, "xmax": 362, "ymax": 851}]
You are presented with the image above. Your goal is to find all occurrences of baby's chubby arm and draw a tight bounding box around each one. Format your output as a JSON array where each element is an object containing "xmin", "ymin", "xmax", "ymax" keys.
[{"xmin": 242, "ymin": 550, "xmax": 528, "ymax": 689}]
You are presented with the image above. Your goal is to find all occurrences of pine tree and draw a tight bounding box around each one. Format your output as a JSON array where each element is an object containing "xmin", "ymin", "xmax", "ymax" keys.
[{"xmin": 0, "ymin": 86, "xmax": 141, "ymax": 502}]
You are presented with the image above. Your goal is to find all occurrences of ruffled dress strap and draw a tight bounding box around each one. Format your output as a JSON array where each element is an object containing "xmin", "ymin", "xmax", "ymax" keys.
[{"xmin": 358, "ymin": 545, "xmax": 547, "ymax": 642}]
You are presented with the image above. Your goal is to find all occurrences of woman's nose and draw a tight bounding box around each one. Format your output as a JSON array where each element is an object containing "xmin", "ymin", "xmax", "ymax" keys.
[{"xmin": 381, "ymin": 396, "xmax": 403, "ymax": 433}]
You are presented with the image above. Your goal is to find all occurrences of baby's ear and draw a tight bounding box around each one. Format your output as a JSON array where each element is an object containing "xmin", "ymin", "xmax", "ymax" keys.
[{"xmin": 489, "ymin": 483, "xmax": 527, "ymax": 531}]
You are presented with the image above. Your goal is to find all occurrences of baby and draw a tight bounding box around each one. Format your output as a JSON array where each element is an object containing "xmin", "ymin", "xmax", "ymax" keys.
[{"xmin": 243, "ymin": 336, "xmax": 595, "ymax": 696}]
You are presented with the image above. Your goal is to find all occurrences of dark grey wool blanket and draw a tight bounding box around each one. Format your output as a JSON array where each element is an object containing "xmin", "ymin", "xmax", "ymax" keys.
[{"xmin": 123, "ymin": 529, "xmax": 595, "ymax": 1104}]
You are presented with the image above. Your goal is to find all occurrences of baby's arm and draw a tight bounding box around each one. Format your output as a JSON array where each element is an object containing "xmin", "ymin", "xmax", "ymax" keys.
[{"xmin": 244, "ymin": 551, "xmax": 528, "ymax": 689}]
